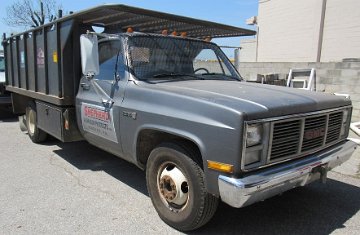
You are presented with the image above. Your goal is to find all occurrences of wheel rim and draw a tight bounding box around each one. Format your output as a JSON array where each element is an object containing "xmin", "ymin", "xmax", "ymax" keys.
[
  {"xmin": 28, "ymin": 109, "xmax": 36, "ymax": 135},
  {"xmin": 157, "ymin": 162, "xmax": 189, "ymax": 212}
]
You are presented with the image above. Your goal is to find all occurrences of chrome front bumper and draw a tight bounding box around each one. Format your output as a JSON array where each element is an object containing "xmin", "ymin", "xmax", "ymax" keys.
[{"xmin": 218, "ymin": 140, "xmax": 357, "ymax": 208}]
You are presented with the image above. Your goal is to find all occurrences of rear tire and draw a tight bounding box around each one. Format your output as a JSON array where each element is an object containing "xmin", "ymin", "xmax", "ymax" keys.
[
  {"xmin": 146, "ymin": 142, "xmax": 218, "ymax": 231},
  {"xmin": 25, "ymin": 102, "xmax": 47, "ymax": 143},
  {"xmin": 19, "ymin": 115, "xmax": 27, "ymax": 132}
]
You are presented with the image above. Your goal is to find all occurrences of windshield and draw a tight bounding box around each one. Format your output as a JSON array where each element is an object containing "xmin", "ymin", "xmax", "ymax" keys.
[
  {"xmin": 127, "ymin": 36, "xmax": 241, "ymax": 81},
  {"xmin": 0, "ymin": 56, "xmax": 4, "ymax": 72}
]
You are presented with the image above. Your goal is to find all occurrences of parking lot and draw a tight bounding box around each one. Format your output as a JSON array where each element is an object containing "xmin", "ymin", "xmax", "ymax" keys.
[{"xmin": 1, "ymin": 112, "xmax": 360, "ymax": 234}]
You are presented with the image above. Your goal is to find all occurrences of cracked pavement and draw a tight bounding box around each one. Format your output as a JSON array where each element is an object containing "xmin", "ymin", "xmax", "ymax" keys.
[{"xmin": 0, "ymin": 114, "xmax": 360, "ymax": 234}]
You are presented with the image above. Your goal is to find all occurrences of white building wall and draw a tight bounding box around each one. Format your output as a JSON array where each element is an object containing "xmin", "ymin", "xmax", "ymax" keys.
[
  {"xmin": 320, "ymin": 0, "xmax": 360, "ymax": 62},
  {"xmin": 254, "ymin": 0, "xmax": 360, "ymax": 62},
  {"xmin": 239, "ymin": 38, "xmax": 257, "ymax": 62},
  {"xmin": 257, "ymin": 0, "xmax": 323, "ymax": 62}
]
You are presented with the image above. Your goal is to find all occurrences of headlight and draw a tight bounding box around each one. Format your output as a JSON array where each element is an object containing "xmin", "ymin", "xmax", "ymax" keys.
[
  {"xmin": 246, "ymin": 124, "xmax": 263, "ymax": 147},
  {"xmin": 243, "ymin": 122, "xmax": 269, "ymax": 169},
  {"xmin": 244, "ymin": 149, "xmax": 262, "ymax": 165}
]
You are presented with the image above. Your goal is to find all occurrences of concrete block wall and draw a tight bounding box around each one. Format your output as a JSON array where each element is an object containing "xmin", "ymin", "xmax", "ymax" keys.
[{"xmin": 237, "ymin": 62, "xmax": 360, "ymax": 121}]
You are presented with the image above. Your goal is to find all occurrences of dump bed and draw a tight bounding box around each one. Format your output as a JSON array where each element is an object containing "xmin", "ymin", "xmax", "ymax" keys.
[{"xmin": 2, "ymin": 4, "xmax": 255, "ymax": 106}]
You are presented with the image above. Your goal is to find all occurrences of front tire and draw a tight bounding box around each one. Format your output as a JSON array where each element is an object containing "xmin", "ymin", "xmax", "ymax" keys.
[
  {"xmin": 146, "ymin": 143, "xmax": 218, "ymax": 231},
  {"xmin": 25, "ymin": 102, "xmax": 47, "ymax": 143}
]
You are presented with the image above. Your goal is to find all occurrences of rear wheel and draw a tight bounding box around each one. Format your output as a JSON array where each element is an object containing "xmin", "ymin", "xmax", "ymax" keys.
[
  {"xmin": 146, "ymin": 143, "xmax": 218, "ymax": 231},
  {"xmin": 25, "ymin": 102, "xmax": 47, "ymax": 143}
]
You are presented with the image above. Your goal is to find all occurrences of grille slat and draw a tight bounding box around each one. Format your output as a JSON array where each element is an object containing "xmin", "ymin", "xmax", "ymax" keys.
[
  {"xmin": 271, "ymin": 142, "xmax": 299, "ymax": 149},
  {"xmin": 271, "ymin": 149, "xmax": 298, "ymax": 159},
  {"xmin": 273, "ymin": 127, "xmax": 301, "ymax": 133},
  {"xmin": 269, "ymin": 110, "xmax": 346, "ymax": 161},
  {"xmin": 273, "ymin": 131, "xmax": 299, "ymax": 136},
  {"xmin": 272, "ymin": 138, "xmax": 299, "ymax": 145},
  {"xmin": 271, "ymin": 145, "xmax": 298, "ymax": 152},
  {"xmin": 302, "ymin": 141, "xmax": 324, "ymax": 149},
  {"xmin": 271, "ymin": 149, "xmax": 297, "ymax": 155},
  {"xmin": 304, "ymin": 123, "xmax": 326, "ymax": 128},
  {"xmin": 325, "ymin": 112, "xmax": 342, "ymax": 144}
]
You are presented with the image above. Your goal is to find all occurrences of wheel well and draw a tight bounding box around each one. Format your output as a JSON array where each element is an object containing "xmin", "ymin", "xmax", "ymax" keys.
[
  {"xmin": 136, "ymin": 129, "xmax": 203, "ymax": 169},
  {"xmin": 12, "ymin": 93, "xmax": 34, "ymax": 114}
]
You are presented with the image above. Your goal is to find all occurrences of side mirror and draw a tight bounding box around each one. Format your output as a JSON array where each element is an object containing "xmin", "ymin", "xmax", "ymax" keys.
[{"xmin": 80, "ymin": 34, "xmax": 99, "ymax": 77}]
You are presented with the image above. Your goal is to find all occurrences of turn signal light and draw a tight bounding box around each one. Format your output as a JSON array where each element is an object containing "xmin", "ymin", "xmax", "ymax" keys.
[
  {"xmin": 180, "ymin": 32, "xmax": 187, "ymax": 37},
  {"xmin": 204, "ymin": 36, "xmax": 212, "ymax": 42},
  {"xmin": 207, "ymin": 160, "xmax": 234, "ymax": 173}
]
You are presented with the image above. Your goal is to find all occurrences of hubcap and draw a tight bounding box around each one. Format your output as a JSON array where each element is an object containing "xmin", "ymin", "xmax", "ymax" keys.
[
  {"xmin": 28, "ymin": 109, "xmax": 36, "ymax": 135},
  {"xmin": 158, "ymin": 164, "xmax": 189, "ymax": 208}
]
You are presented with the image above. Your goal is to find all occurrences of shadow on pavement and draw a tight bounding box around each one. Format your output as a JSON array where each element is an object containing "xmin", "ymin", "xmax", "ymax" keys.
[
  {"xmin": 0, "ymin": 107, "xmax": 17, "ymax": 121},
  {"xmin": 50, "ymin": 139, "xmax": 360, "ymax": 234},
  {"xmin": 52, "ymin": 140, "xmax": 148, "ymax": 195},
  {"xmin": 193, "ymin": 179, "xmax": 360, "ymax": 235}
]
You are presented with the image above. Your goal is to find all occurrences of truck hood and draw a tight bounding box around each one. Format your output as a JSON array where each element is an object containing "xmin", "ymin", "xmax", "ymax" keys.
[{"xmin": 146, "ymin": 80, "xmax": 351, "ymax": 120}]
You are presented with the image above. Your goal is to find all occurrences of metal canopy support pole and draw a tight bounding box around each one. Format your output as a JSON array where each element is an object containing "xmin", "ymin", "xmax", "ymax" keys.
[{"xmin": 317, "ymin": 0, "xmax": 327, "ymax": 62}]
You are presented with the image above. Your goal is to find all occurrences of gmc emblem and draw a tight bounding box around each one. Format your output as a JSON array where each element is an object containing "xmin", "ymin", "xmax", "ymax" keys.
[{"xmin": 304, "ymin": 127, "xmax": 326, "ymax": 140}]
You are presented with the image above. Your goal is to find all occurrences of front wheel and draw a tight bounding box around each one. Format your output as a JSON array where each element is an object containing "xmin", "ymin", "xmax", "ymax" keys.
[{"xmin": 146, "ymin": 143, "xmax": 218, "ymax": 231}]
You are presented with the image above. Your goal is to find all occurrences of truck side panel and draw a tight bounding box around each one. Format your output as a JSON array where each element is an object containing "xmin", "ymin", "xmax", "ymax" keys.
[
  {"xmin": 26, "ymin": 34, "xmax": 36, "ymax": 91},
  {"xmin": 11, "ymin": 42, "xmax": 19, "ymax": 87},
  {"xmin": 36, "ymin": 100, "xmax": 83, "ymax": 142},
  {"xmin": 35, "ymin": 30, "xmax": 46, "ymax": 94},
  {"xmin": 47, "ymin": 27, "xmax": 60, "ymax": 97},
  {"xmin": 18, "ymin": 37, "xmax": 26, "ymax": 90},
  {"xmin": 4, "ymin": 20, "xmax": 84, "ymax": 106}
]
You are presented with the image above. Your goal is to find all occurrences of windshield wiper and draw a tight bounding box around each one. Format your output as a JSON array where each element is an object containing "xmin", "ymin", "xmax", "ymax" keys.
[
  {"xmin": 152, "ymin": 73, "xmax": 200, "ymax": 79},
  {"xmin": 200, "ymin": 73, "xmax": 241, "ymax": 81}
]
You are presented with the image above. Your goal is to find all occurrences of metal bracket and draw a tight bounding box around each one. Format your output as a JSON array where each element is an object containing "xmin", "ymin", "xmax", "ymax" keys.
[
  {"xmin": 85, "ymin": 72, "xmax": 95, "ymax": 80},
  {"xmin": 102, "ymin": 98, "xmax": 114, "ymax": 107}
]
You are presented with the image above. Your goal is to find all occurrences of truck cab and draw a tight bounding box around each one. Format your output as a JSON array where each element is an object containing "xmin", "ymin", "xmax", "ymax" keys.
[{"xmin": 76, "ymin": 32, "xmax": 243, "ymax": 159}]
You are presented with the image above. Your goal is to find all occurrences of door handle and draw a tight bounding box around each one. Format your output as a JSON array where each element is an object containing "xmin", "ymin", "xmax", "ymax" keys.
[{"xmin": 80, "ymin": 83, "xmax": 90, "ymax": 90}]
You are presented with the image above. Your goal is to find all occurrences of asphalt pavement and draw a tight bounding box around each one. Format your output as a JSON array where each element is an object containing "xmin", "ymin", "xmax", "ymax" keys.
[{"xmin": 0, "ymin": 112, "xmax": 359, "ymax": 234}]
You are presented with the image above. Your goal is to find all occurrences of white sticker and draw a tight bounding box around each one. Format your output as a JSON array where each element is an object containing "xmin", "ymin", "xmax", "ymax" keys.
[{"xmin": 81, "ymin": 103, "xmax": 118, "ymax": 143}]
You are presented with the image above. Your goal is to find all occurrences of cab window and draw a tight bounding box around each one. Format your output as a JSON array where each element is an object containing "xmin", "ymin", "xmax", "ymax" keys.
[{"xmin": 97, "ymin": 40, "xmax": 124, "ymax": 80}]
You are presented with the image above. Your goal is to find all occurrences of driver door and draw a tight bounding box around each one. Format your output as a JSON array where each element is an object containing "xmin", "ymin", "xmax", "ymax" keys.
[{"xmin": 76, "ymin": 38, "xmax": 126, "ymax": 155}]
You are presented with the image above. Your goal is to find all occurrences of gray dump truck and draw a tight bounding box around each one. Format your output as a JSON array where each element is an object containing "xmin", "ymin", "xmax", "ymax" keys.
[{"xmin": 2, "ymin": 4, "xmax": 357, "ymax": 231}]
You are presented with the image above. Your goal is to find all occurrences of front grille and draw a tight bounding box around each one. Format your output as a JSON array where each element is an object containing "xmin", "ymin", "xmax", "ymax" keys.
[
  {"xmin": 271, "ymin": 120, "xmax": 301, "ymax": 160},
  {"xmin": 269, "ymin": 110, "xmax": 344, "ymax": 162}
]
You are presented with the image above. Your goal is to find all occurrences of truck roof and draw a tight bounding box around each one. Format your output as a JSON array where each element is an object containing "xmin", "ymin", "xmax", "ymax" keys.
[
  {"xmin": 99, "ymin": 32, "xmax": 221, "ymax": 44},
  {"xmin": 5, "ymin": 4, "xmax": 256, "ymax": 39}
]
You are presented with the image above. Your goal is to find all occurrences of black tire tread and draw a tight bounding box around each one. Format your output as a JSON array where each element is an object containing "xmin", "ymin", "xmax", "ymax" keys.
[
  {"xmin": 184, "ymin": 152, "xmax": 218, "ymax": 230},
  {"xmin": 26, "ymin": 102, "xmax": 47, "ymax": 143},
  {"xmin": 148, "ymin": 142, "xmax": 218, "ymax": 231}
]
